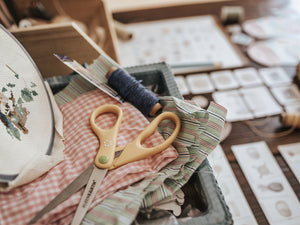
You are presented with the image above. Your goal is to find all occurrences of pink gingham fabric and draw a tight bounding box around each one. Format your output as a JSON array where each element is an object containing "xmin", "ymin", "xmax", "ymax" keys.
[{"xmin": 0, "ymin": 89, "xmax": 178, "ymax": 225}]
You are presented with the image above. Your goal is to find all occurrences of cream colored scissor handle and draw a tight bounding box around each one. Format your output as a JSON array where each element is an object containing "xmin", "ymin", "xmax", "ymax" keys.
[
  {"xmin": 112, "ymin": 111, "xmax": 181, "ymax": 169},
  {"xmin": 90, "ymin": 104, "xmax": 123, "ymax": 169}
]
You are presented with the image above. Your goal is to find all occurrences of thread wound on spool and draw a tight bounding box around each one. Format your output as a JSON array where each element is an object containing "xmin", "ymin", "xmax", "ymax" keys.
[
  {"xmin": 107, "ymin": 68, "xmax": 160, "ymax": 116},
  {"xmin": 281, "ymin": 112, "xmax": 300, "ymax": 128}
]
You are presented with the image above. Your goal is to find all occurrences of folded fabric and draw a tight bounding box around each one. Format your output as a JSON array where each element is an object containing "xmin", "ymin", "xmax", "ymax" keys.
[
  {"xmin": 85, "ymin": 56, "xmax": 225, "ymax": 224},
  {"xmin": 0, "ymin": 81, "xmax": 64, "ymax": 192},
  {"xmin": 83, "ymin": 97, "xmax": 227, "ymax": 225},
  {"xmin": 143, "ymin": 97, "xmax": 226, "ymax": 205},
  {"xmin": 53, "ymin": 76, "xmax": 226, "ymax": 225},
  {"xmin": 0, "ymin": 80, "xmax": 178, "ymax": 225}
]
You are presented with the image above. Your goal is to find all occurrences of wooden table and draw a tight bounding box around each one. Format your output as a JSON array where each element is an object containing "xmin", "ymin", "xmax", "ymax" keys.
[
  {"xmin": 112, "ymin": 0, "xmax": 295, "ymax": 23},
  {"xmin": 112, "ymin": 0, "xmax": 300, "ymax": 224}
]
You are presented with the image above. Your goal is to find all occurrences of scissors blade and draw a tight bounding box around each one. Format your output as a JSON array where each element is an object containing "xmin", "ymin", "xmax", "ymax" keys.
[
  {"xmin": 71, "ymin": 165, "xmax": 107, "ymax": 225},
  {"xmin": 28, "ymin": 164, "xmax": 94, "ymax": 224}
]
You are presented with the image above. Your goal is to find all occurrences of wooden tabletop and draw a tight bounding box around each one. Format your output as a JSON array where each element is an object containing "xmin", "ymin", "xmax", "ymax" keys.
[
  {"xmin": 112, "ymin": 0, "xmax": 295, "ymax": 23},
  {"xmin": 113, "ymin": 1, "xmax": 300, "ymax": 224}
]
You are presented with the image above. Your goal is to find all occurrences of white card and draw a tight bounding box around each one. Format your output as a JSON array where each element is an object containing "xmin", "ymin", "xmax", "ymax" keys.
[
  {"xmin": 117, "ymin": 15, "xmax": 245, "ymax": 69},
  {"xmin": 231, "ymin": 32, "xmax": 254, "ymax": 46},
  {"xmin": 278, "ymin": 142, "xmax": 300, "ymax": 183},
  {"xmin": 232, "ymin": 141, "xmax": 300, "ymax": 225},
  {"xmin": 259, "ymin": 67, "xmax": 292, "ymax": 87},
  {"xmin": 210, "ymin": 70, "xmax": 240, "ymax": 90},
  {"xmin": 240, "ymin": 86, "xmax": 283, "ymax": 117},
  {"xmin": 271, "ymin": 84, "xmax": 300, "ymax": 106},
  {"xmin": 186, "ymin": 73, "xmax": 215, "ymax": 94},
  {"xmin": 226, "ymin": 24, "xmax": 242, "ymax": 34},
  {"xmin": 233, "ymin": 67, "xmax": 263, "ymax": 87},
  {"xmin": 212, "ymin": 90, "xmax": 253, "ymax": 121},
  {"xmin": 285, "ymin": 102, "xmax": 300, "ymax": 113},
  {"xmin": 208, "ymin": 145, "xmax": 258, "ymax": 225},
  {"xmin": 174, "ymin": 76, "xmax": 190, "ymax": 96}
]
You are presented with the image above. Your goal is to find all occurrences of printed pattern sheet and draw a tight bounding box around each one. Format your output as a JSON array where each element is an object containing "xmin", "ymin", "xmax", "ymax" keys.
[
  {"xmin": 208, "ymin": 145, "xmax": 258, "ymax": 225},
  {"xmin": 232, "ymin": 141, "xmax": 300, "ymax": 225},
  {"xmin": 278, "ymin": 142, "xmax": 300, "ymax": 183},
  {"xmin": 117, "ymin": 15, "xmax": 245, "ymax": 69}
]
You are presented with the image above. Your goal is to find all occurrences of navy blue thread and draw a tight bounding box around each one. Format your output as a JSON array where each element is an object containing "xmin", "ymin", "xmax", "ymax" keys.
[{"xmin": 108, "ymin": 68, "xmax": 159, "ymax": 116}]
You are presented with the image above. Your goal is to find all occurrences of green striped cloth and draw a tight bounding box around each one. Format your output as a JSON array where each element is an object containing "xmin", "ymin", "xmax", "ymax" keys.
[
  {"xmin": 55, "ymin": 74, "xmax": 226, "ymax": 225},
  {"xmin": 54, "ymin": 53, "xmax": 227, "ymax": 224},
  {"xmin": 87, "ymin": 53, "xmax": 119, "ymax": 83}
]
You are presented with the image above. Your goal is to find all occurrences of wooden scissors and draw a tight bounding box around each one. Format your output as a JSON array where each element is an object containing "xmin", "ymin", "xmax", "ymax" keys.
[{"xmin": 29, "ymin": 104, "xmax": 181, "ymax": 225}]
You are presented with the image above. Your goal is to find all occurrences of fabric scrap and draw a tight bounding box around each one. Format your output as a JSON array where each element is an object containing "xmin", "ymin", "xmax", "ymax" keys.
[
  {"xmin": 82, "ymin": 97, "xmax": 227, "ymax": 225},
  {"xmin": 0, "ymin": 85, "xmax": 178, "ymax": 225},
  {"xmin": 56, "ymin": 76, "xmax": 227, "ymax": 225}
]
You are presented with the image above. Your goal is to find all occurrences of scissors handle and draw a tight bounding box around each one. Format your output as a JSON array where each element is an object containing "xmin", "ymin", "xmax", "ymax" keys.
[
  {"xmin": 112, "ymin": 111, "xmax": 181, "ymax": 169},
  {"xmin": 90, "ymin": 104, "xmax": 123, "ymax": 169}
]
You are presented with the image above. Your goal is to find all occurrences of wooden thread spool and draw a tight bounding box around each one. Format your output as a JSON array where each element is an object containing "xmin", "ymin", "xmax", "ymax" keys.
[
  {"xmin": 18, "ymin": 18, "xmax": 47, "ymax": 28},
  {"xmin": 281, "ymin": 112, "xmax": 300, "ymax": 128},
  {"xmin": 245, "ymin": 112, "xmax": 300, "ymax": 138},
  {"xmin": 106, "ymin": 67, "xmax": 162, "ymax": 117},
  {"xmin": 114, "ymin": 20, "xmax": 133, "ymax": 41}
]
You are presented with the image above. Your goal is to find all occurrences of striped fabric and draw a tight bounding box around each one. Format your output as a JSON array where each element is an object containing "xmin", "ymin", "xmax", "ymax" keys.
[
  {"xmin": 54, "ymin": 75, "xmax": 226, "ymax": 225},
  {"xmin": 87, "ymin": 53, "xmax": 119, "ymax": 83},
  {"xmin": 54, "ymin": 75, "xmax": 95, "ymax": 105},
  {"xmin": 141, "ymin": 97, "xmax": 226, "ymax": 208},
  {"xmin": 83, "ymin": 98, "xmax": 226, "ymax": 225},
  {"xmin": 0, "ymin": 78, "xmax": 178, "ymax": 225},
  {"xmin": 0, "ymin": 52, "xmax": 226, "ymax": 225}
]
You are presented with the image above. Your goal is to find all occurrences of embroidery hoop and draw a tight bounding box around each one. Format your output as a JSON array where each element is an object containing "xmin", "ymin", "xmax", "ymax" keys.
[{"xmin": 0, "ymin": 25, "xmax": 54, "ymax": 182}]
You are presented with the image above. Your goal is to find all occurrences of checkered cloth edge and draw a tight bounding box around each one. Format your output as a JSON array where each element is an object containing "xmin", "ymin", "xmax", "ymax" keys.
[
  {"xmin": 0, "ymin": 85, "xmax": 178, "ymax": 225},
  {"xmin": 54, "ymin": 76, "xmax": 226, "ymax": 225}
]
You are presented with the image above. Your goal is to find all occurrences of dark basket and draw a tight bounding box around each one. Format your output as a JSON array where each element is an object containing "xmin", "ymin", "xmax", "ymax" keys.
[{"xmin": 46, "ymin": 62, "xmax": 233, "ymax": 225}]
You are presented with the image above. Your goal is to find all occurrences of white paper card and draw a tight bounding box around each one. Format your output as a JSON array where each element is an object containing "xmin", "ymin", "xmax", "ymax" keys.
[
  {"xmin": 285, "ymin": 102, "xmax": 300, "ymax": 113},
  {"xmin": 259, "ymin": 67, "xmax": 292, "ymax": 87},
  {"xmin": 240, "ymin": 86, "xmax": 283, "ymax": 117},
  {"xmin": 233, "ymin": 67, "xmax": 263, "ymax": 87},
  {"xmin": 212, "ymin": 90, "xmax": 253, "ymax": 121},
  {"xmin": 186, "ymin": 73, "xmax": 215, "ymax": 94},
  {"xmin": 174, "ymin": 76, "xmax": 190, "ymax": 96},
  {"xmin": 278, "ymin": 142, "xmax": 300, "ymax": 183},
  {"xmin": 210, "ymin": 70, "xmax": 240, "ymax": 90},
  {"xmin": 231, "ymin": 32, "xmax": 254, "ymax": 46},
  {"xmin": 117, "ymin": 15, "xmax": 245, "ymax": 69},
  {"xmin": 232, "ymin": 141, "xmax": 300, "ymax": 225},
  {"xmin": 208, "ymin": 145, "xmax": 258, "ymax": 225},
  {"xmin": 271, "ymin": 84, "xmax": 300, "ymax": 106}
]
